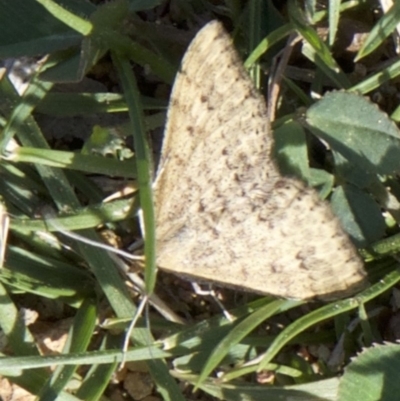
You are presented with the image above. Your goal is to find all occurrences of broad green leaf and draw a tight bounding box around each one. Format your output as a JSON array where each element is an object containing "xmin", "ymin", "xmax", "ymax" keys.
[
  {"xmin": 273, "ymin": 120, "xmax": 310, "ymax": 182},
  {"xmin": 332, "ymin": 150, "xmax": 377, "ymax": 189},
  {"xmin": 338, "ymin": 343, "xmax": 400, "ymax": 401},
  {"xmin": 309, "ymin": 168, "xmax": 334, "ymax": 199},
  {"xmin": 306, "ymin": 92, "xmax": 400, "ymax": 176},
  {"xmin": 331, "ymin": 184, "xmax": 385, "ymax": 247}
]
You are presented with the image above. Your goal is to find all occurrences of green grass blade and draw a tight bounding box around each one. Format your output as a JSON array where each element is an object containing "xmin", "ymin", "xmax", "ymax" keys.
[
  {"xmin": 38, "ymin": 298, "xmax": 97, "ymax": 400},
  {"xmin": 75, "ymin": 334, "xmax": 121, "ymax": 401},
  {"xmin": 196, "ymin": 299, "xmax": 302, "ymax": 389},
  {"xmin": 288, "ymin": 0, "xmax": 350, "ymax": 88},
  {"xmin": 111, "ymin": 54, "xmax": 156, "ymax": 296},
  {"xmin": 350, "ymin": 58, "xmax": 400, "ymax": 94},
  {"xmin": 356, "ymin": 2, "xmax": 400, "ymax": 61},
  {"xmin": 244, "ymin": 24, "xmax": 292, "ymax": 68},
  {"xmin": 0, "ymin": 67, "xmax": 53, "ymax": 153},
  {"xmin": 328, "ymin": 0, "xmax": 341, "ymax": 46},
  {"xmin": 35, "ymin": 0, "xmax": 93, "ymax": 36},
  {"xmin": 0, "ymin": 345, "xmax": 171, "ymax": 372},
  {"xmin": 258, "ymin": 268, "xmax": 400, "ymax": 370},
  {"xmin": 8, "ymin": 147, "xmax": 136, "ymax": 177},
  {"xmin": 112, "ymin": 53, "xmax": 185, "ymax": 401},
  {"xmin": 11, "ymin": 198, "xmax": 137, "ymax": 232}
]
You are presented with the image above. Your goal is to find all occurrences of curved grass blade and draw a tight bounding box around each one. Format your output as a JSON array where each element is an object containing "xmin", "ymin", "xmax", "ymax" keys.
[{"xmin": 258, "ymin": 268, "xmax": 400, "ymax": 370}]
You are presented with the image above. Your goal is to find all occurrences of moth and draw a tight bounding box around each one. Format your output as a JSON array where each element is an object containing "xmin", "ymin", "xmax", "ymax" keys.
[{"xmin": 153, "ymin": 21, "xmax": 367, "ymax": 300}]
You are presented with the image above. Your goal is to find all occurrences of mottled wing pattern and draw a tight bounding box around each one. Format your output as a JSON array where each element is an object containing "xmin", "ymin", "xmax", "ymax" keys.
[{"xmin": 153, "ymin": 21, "xmax": 367, "ymax": 300}]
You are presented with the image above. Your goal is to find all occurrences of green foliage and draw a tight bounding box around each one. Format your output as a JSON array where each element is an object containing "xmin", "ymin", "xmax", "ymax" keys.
[
  {"xmin": 1, "ymin": 0, "xmax": 400, "ymax": 400},
  {"xmin": 338, "ymin": 343, "xmax": 400, "ymax": 401}
]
